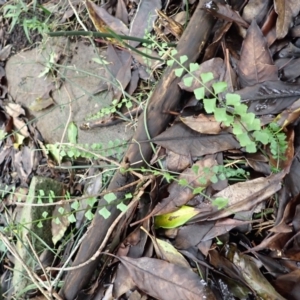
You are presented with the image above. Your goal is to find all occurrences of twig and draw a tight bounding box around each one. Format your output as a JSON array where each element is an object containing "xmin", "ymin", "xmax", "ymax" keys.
[
  {"xmin": 25, "ymin": 235, "xmax": 51, "ymax": 292},
  {"xmin": 0, "ymin": 232, "xmax": 53, "ymax": 299}
]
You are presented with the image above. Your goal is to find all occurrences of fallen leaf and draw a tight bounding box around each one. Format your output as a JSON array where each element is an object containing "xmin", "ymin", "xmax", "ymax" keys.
[
  {"xmin": 274, "ymin": 0, "xmax": 300, "ymax": 39},
  {"xmin": 86, "ymin": 0, "xmax": 129, "ymax": 38},
  {"xmin": 202, "ymin": 2, "xmax": 249, "ymax": 28},
  {"xmin": 180, "ymin": 114, "xmax": 226, "ymax": 134},
  {"xmin": 233, "ymin": 249, "xmax": 286, "ymax": 300},
  {"xmin": 237, "ymin": 20, "xmax": 278, "ymax": 88},
  {"xmin": 153, "ymin": 122, "xmax": 240, "ymax": 156},
  {"xmin": 118, "ymin": 256, "xmax": 216, "ymax": 300},
  {"xmin": 236, "ymin": 80, "xmax": 300, "ymax": 115},
  {"xmin": 129, "ymin": 0, "xmax": 161, "ymax": 47}
]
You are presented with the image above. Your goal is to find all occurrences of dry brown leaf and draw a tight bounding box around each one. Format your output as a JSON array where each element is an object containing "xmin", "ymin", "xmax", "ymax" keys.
[
  {"xmin": 180, "ymin": 114, "xmax": 226, "ymax": 134},
  {"xmin": 129, "ymin": 0, "xmax": 161, "ymax": 47},
  {"xmin": 153, "ymin": 123, "xmax": 240, "ymax": 156},
  {"xmin": 118, "ymin": 256, "xmax": 216, "ymax": 300},
  {"xmin": 233, "ymin": 250, "xmax": 286, "ymax": 300},
  {"xmin": 237, "ymin": 20, "xmax": 278, "ymax": 88},
  {"xmin": 202, "ymin": 2, "xmax": 249, "ymax": 28},
  {"xmin": 86, "ymin": 0, "xmax": 129, "ymax": 37},
  {"xmin": 201, "ymin": 172, "xmax": 284, "ymax": 221},
  {"xmin": 274, "ymin": 0, "xmax": 300, "ymax": 39}
]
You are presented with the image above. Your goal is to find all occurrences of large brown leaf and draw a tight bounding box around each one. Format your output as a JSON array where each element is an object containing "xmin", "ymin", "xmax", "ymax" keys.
[
  {"xmin": 237, "ymin": 20, "xmax": 278, "ymax": 88},
  {"xmin": 118, "ymin": 256, "xmax": 216, "ymax": 300},
  {"xmin": 152, "ymin": 123, "xmax": 240, "ymax": 156},
  {"xmin": 274, "ymin": 0, "xmax": 300, "ymax": 39}
]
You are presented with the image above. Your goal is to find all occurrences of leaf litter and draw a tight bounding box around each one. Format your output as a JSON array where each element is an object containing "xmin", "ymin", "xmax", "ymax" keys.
[{"xmin": 3, "ymin": 0, "xmax": 300, "ymax": 299}]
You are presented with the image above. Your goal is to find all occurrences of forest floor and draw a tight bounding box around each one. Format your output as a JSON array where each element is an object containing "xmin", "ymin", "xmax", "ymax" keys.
[{"xmin": 1, "ymin": 0, "xmax": 300, "ymax": 299}]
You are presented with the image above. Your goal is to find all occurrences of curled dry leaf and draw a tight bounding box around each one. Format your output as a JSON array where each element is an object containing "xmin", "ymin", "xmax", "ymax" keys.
[
  {"xmin": 118, "ymin": 256, "xmax": 216, "ymax": 300},
  {"xmin": 0, "ymin": 44, "xmax": 12, "ymax": 61},
  {"xmin": 274, "ymin": 0, "xmax": 300, "ymax": 39}
]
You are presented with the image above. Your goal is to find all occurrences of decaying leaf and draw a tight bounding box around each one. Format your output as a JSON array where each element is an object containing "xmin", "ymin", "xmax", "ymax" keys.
[
  {"xmin": 274, "ymin": 0, "xmax": 300, "ymax": 39},
  {"xmin": 86, "ymin": 0, "xmax": 129, "ymax": 37},
  {"xmin": 236, "ymin": 80, "xmax": 300, "ymax": 115},
  {"xmin": 118, "ymin": 256, "xmax": 216, "ymax": 300},
  {"xmin": 233, "ymin": 249, "xmax": 286, "ymax": 300},
  {"xmin": 237, "ymin": 20, "xmax": 278, "ymax": 88},
  {"xmin": 180, "ymin": 114, "xmax": 226, "ymax": 134},
  {"xmin": 129, "ymin": 0, "xmax": 161, "ymax": 47},
  {"xmin": 153, "ymin": 123, "xmax": 240, "ymax": 156},
  {"xmin": 202, "ymin": 1, "xmax": 249, "ymax": 28}
]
